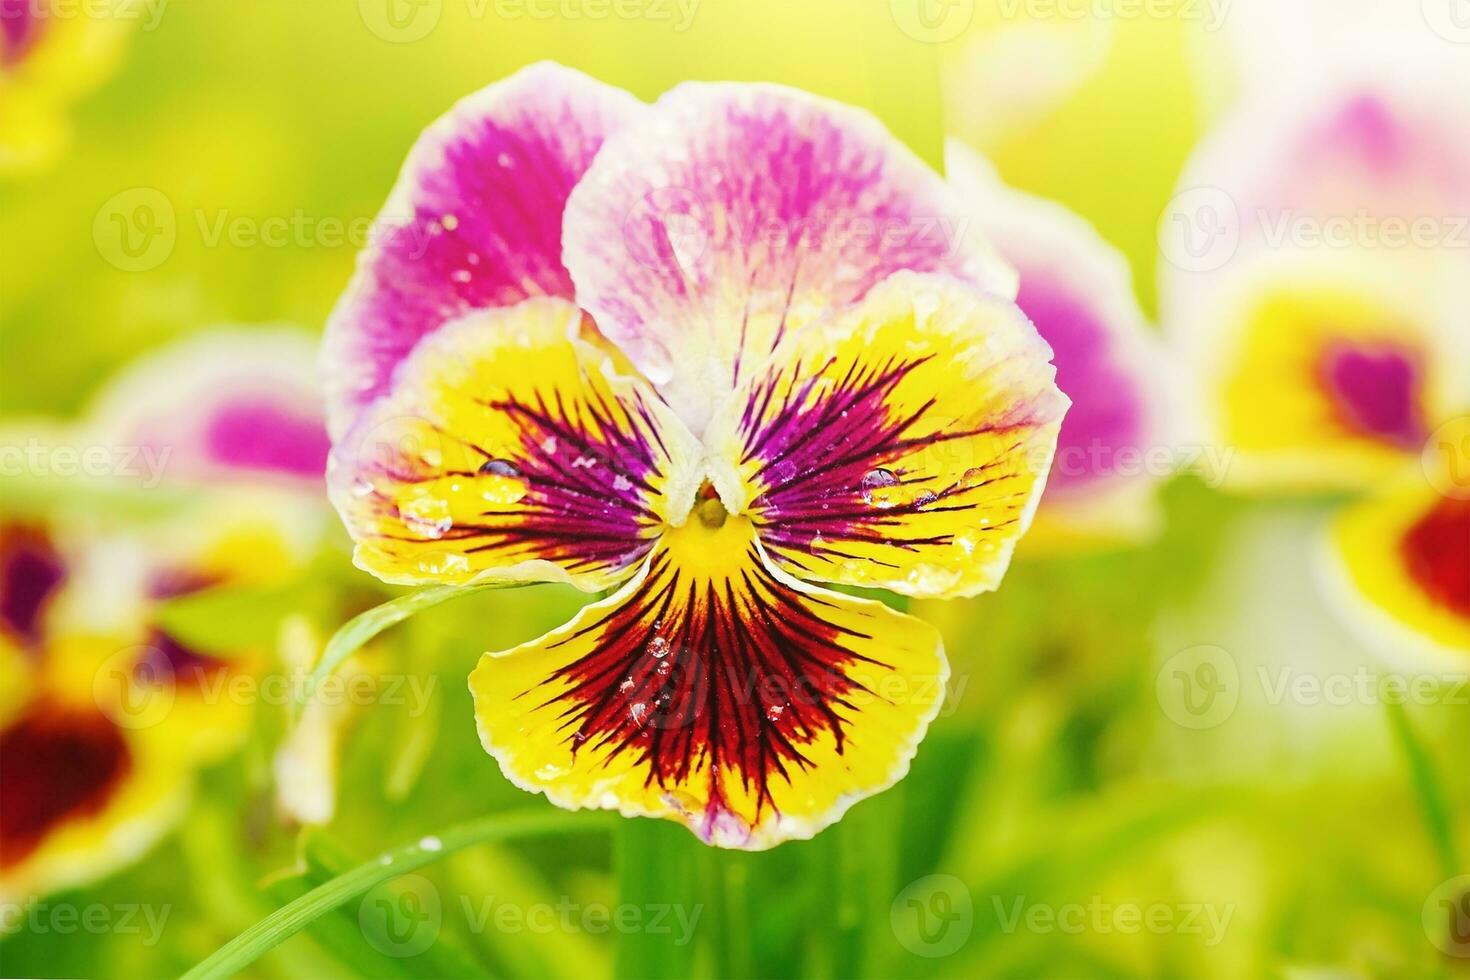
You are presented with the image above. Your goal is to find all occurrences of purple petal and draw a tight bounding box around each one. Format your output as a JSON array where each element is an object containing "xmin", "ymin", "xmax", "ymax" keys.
[{"xmin": 322, "ymin": 62, "xmax": 644, "ymax": 437}]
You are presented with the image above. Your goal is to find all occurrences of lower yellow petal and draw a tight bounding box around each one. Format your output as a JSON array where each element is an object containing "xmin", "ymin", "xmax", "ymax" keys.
[{"xmin": 469, "ymin": 514, "xmax": 947, "ymax": 850}]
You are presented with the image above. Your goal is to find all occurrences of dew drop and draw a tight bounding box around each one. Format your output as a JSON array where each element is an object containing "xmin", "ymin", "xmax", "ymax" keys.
[
  {"xmin": 479, "ymin": 458, "xmax": 519, "ymax": 478},
  {"xmin": 418, "ymin": 835, "xmax": 443, "ymax": 852},
  {"xmin": 497, "ymin": 151, "xmax": 516, "ymax": 169},
  {"xmin": 402, "ymin": 494, "xmax": 453, "ymax": 539},
  {"xmin": 630, "ymin": 702, "xmax": 649, "ymax": 725},
  {"xmin": 860, "ymin": 467, "xmax": 900, "ymax": 507},
  {"xmin": 647, "ymin": 636, "xmax": 671, "ymax": 659},
  {"xmin": 478, "ymin": 458, "xmax": 528, "ymax": 505},
  {"xmin": 613, "ymin": 474, "xmax": 633, "ymax": 492}
]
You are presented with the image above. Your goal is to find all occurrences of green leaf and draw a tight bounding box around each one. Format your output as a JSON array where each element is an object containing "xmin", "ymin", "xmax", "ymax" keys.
[
  {"xmin": 179, "ymin": 808, "xmax": 613, "ymax": 980},
  {"xmin": 298, "ymin": 582, "xmax": 521, "ymax": 710}
]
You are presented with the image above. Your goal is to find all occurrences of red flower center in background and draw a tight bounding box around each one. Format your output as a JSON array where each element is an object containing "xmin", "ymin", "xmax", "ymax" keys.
[
  {"xmin": 1401, "ymin": 497, "xmax": 1470, "ymax": 620},
  {"xmin": 0, "ymin": 703, "xmax": 132, "ymax": 869}
]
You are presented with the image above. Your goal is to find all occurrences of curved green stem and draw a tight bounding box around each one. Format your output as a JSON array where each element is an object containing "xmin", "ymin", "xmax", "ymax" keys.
[
  {"xmin": 298, "ymin": 582, "xmax": 523, "ymax": 711},
  {"xmin": 180, "ymin": 809, "xmax": 613, "ymax": 980}
]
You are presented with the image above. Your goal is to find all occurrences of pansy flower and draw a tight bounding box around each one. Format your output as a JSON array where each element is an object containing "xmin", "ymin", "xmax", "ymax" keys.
[
  {"xmin": 324, "ymin": 63, "xmax": 1068, "ymax": 849},
  {"xmin": 0, "ymin": 0, "xmax": 131, "ymax": 173},
  {"xmin": 1162, "ymin": 57, "xmax": 1470, "ymax": 663},
  {"xmin": 947, "ymin": 141, "xmax": 1168, "ymax": 548},
  {"xmin": 0, "ymin": 520, "xmax": 187, "ymax": 908},
  {"xmin": 78, "ymin": 328, "xmax": 332, "ymax": 761},
  {"xmin": 1161, "ymin": 74, "xmax": 1470, "ymax": 493},
  {"xmin": 1322, "ymin": 468, "xmax": 1469, "ymax": 673},
  {"xmin": 0, "ymin": 330, "xmax": 333, "ymax": 903}
]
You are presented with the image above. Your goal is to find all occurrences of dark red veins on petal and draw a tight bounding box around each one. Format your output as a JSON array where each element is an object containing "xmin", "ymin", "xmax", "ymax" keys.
[
  {"xmin": 737, "ymin": 353, "xmax": 1035, "ymax": 570},
  {"xmin": 0, "ymin": 702, "xmax": 132, "ymax": 869},
  {"xmin": 1401, "ymin": 497, "xmax": 1470, "ymax": 620},
  {"xmin": 526, "ymin": 545, "xmax": 889, "ymax": 840},
  {"xmin": 373, "ymin": 382, "xmax": 668, "ymax": 575}
]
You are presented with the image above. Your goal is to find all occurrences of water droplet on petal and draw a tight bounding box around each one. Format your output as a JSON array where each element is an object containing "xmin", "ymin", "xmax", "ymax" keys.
[
  {"xmin": 418, "ymin": 835, "xmax": 442, "ymax": 852},
  {"xmin": 860, "ymin": 467, "xmax": 900, "ymax": 507},
  {"xmin": 478, "ymin": 458, "xmax": 527, "ymax": 505},
  {"xmin": 402, "ymin": 494, "xmax": 453, "ymax": 539},
  {"xmin": 647, "ymin": 636, "xmax": 670, "ymax": 659}
]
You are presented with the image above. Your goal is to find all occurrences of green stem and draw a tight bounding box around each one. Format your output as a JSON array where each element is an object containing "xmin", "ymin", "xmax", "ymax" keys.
[
  {"xmin": 298, "ymin": 582, "xmax": 523, "ymax": 712},
  {"xmin": 180, "ymin": 809, "xmax": 612, "ymax": 980},
  {"xmin": 1384, "ymin": 699, "xmax": 1461, "ymax": 881},
  {"xmin": 614, "ymin": 819, "xmax": 701, "ymax": 980}
]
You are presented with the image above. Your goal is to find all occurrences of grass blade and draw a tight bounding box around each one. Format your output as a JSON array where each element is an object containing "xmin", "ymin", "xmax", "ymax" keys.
[
  {"xmin": 1385, "ymin": 699, "xmax": 1461, "ymax": 879},
  {"xmin": 180, "ymin": 808, "xmax": 612, "ymax": 980}
]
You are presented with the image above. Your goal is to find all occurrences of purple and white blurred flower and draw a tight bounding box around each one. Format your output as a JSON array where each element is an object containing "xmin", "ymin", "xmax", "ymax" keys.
[{"xmin": 948, "ymin": 141, "xmax": 1170, "ymax": 548}]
